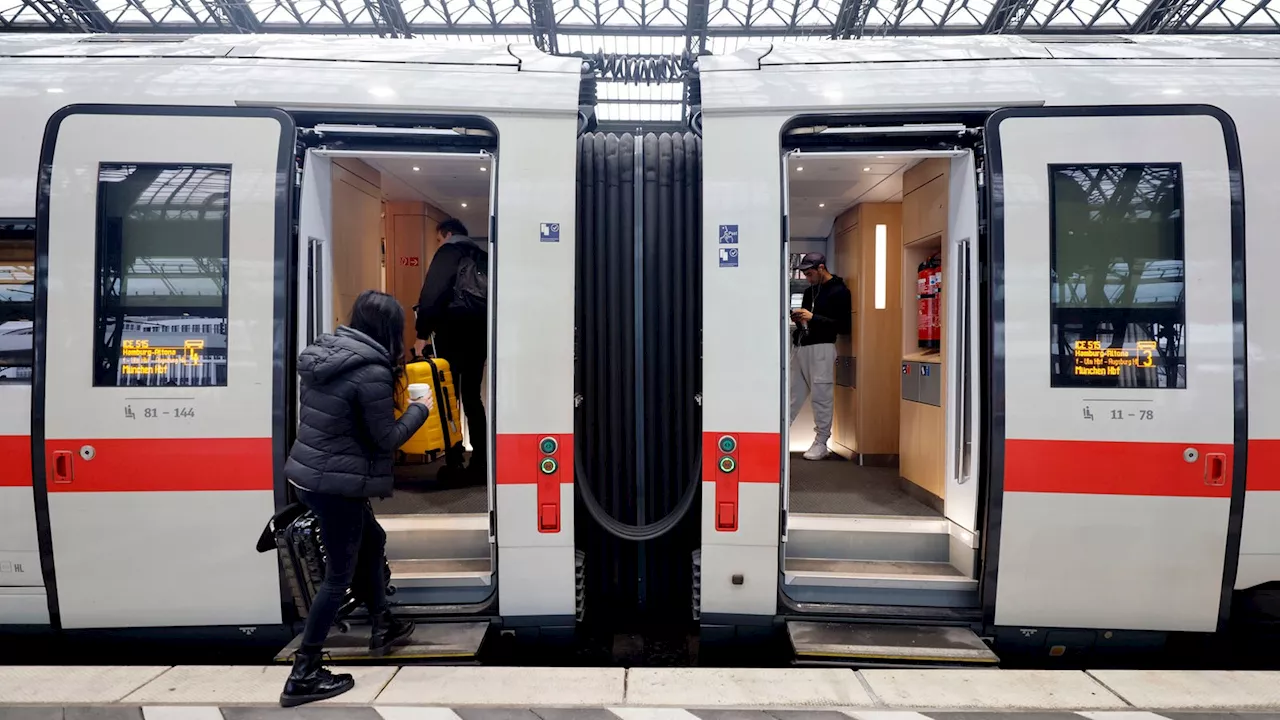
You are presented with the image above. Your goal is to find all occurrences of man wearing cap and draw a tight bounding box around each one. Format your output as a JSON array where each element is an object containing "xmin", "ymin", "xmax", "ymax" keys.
[{"xmin": 790, "ymin": 251, "xmax": 852, "ymax": 461}]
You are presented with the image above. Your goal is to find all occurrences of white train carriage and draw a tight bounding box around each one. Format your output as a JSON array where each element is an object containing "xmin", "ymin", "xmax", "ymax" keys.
[
  {"xmin": 0, "ymin": 34, "xmax": 583, "ymax": 654},
  {"xmin": 4, "ymin": 31, "xmax": 1280, "ymax": 665},
  {"xmin": 695, "ymin": 36, "xmax": 1280, "ymax": 662}
]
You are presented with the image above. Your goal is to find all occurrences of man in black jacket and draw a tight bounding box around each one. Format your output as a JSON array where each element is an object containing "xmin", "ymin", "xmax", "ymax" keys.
[
  {"xmin": 414, "ymin": 218, "xmax": 488, "ymax": 482},
  {"xmin": 789, "ymin": 252, "xmax": 852, "ymax": 461}
]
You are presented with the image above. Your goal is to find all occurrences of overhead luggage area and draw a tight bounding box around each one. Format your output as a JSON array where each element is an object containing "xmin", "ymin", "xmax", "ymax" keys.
[{"xmin": 574, "ymin": 132, "xmax": 703, "ymax": 622}]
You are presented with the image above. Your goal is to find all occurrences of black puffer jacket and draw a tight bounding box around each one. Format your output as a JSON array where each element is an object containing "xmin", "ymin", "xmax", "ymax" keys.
[{"xmin": 284, "ymin": 326, "xmax": 429, "ymax": 498}]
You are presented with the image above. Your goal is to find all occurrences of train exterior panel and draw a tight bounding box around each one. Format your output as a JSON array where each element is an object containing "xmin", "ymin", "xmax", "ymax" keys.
[
  {"xmin": 3, "ymin": 32, "xmax": 1280, "ymax": 651},
  {"xmin": 0, "ymin": 35, "xmax": 583, "ymax": 631},
  {"xmin": 697, "ymin": 36, "xmax": 1280, "ymax": 638}
]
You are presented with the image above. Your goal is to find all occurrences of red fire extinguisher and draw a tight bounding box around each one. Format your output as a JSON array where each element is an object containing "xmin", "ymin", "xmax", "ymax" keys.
[
  {"xmin": 917, "ymin": 260, "xmax": 931, "ymax": 349},
  {"xmin": 928, "ymin": 255, "xmax": 943, "ymax": 349}
]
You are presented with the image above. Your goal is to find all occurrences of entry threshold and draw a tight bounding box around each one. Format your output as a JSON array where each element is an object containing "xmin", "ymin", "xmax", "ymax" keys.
[
  {"xmin": 275, "ymin": 620, "xmax": 489, "ymax": 663},
  {"xmin": 787, "ymin": 620, "xmax": 998, "ymax": 668}
]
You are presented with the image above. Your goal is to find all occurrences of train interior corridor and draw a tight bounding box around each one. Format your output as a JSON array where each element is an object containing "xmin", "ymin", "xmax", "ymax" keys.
[
  {"xmin": 297, "ymin": 148, "xmax": 495, "ymax": 610},
  {"xmin": 783, "ymin": 149, "xmax": 981, "ymax": 610}
]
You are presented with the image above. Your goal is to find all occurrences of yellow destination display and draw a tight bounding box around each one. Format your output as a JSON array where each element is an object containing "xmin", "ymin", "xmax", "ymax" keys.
[
  {"xmin": 1072, "ymin": 340, "xmax": 1156, "ymax": 377},
  {"xmin": 120, "ymin": 338, "xmax": 206, "ymax": 376}
]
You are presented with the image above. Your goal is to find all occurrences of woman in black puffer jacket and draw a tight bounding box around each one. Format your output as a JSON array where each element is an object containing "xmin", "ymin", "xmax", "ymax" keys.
[{"xmin": 279, "ymin": 290, "xmax": 431, "ymax": 708}]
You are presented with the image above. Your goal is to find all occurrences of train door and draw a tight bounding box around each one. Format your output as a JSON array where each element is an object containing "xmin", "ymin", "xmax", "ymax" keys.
[
  {"xmin": 294, "ymin": 145, "xmax": 499, "ymax": 612},
  {"xmin": 773, "ymin": 144, "xmax": 996, "ymax": 665},
  {"xmin": 35, "ymin": 105, "xmax": 293, "ymax": 629},
  {"xmin": 0, "ymin": 221, "xmax": 42, "ymax": 625},
  {"xmin": 985, "ymin": 106, "xmax": 1245, "ymax": 633}
]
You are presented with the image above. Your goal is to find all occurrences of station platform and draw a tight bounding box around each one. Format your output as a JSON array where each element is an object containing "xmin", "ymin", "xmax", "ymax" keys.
[{"xmin": 3, "ymin": 667, "xmax": 1280, "ymax": 715}]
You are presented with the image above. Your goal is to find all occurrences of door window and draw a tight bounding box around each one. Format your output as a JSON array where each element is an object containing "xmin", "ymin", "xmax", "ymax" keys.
[
  {"xmin": 0, "ymin": 223, "xmax": 35, "ymax": 385},
  {"xmin": 92, "ymin": 164, "xmax": 231, "ymax": 388},
  {"xmin": 1049, "ymin": 163, "xmax": 1186, "ymax": 389}
]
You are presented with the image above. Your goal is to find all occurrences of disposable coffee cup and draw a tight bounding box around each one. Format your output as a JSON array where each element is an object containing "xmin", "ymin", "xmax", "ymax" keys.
[{"xmin": 407, "ymin": 383, "xmax": 432, "ymax": 403}]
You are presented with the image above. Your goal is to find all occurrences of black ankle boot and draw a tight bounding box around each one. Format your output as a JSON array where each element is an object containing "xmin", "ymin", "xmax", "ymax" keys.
[
  {"xmin": 279, "ymin": 650, "xmax": 354, "ymax": 708},
  {"xmin": 369, "ymin": 610, "xmax": 415, "ymax": 657}
]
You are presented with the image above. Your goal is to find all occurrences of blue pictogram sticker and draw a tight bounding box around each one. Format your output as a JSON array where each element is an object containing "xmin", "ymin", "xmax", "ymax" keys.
[
  {"xmin": 540, "ymin": 223, "xmax": 560, "ymax": 243},
  {"xmin": 718, "ymin": 225, "xmax": 739, "ymax": 244},
  {"xmin": 719, "ymin": 246, "xmax": 739, "ymax": 268},
  {"xmin": 920, "ymin": 364, "xmax": 930, "ymax": 376}
]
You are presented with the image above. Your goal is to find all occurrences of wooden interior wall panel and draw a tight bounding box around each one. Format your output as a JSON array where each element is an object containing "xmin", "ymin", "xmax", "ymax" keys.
[
  {"xmin": 899, "ymin": 398, "xmax": 945, "ymax": 498},
  {"xmin": 384, "ymin": 200, "xmax": 453, "ymax": 356},
  {"xmin": 853, "ymin": 202, "xmax": 903, "ymax": 457},
  {"xmin": 898, "ymin": 158, "xmax": 949, "ymax": 502},
  {"xmin": 331, "ymin": 158, "xmax": 383, "ymax": 329}
]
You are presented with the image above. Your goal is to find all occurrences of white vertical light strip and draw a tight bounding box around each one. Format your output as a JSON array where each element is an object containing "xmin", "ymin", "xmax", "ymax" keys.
[{"xmin": 874, "ymin": 223, "xmax": 887, "ymax": 310}]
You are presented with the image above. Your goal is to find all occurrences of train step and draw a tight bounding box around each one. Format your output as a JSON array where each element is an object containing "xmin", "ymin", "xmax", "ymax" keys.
[
  {"xmin": 275, "ymin": 620, "xmax": 490, "ymax": 663},
  {"xmin": 787, "ymin": 620, "xmax": 998, "ymax": 668}
]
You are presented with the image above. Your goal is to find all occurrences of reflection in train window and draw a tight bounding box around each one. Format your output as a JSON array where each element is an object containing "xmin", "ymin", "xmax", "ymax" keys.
[
  {"xmin": 92, "ymin": 164, "xmax": 231, "ymax": 388},
  {"xmin": 0, "ymin": 223, "xmax": 35, "ymax": 384},
  {"xmin": 1049, "ymin": 164, "xmax": 1186, "ymax": 389}
]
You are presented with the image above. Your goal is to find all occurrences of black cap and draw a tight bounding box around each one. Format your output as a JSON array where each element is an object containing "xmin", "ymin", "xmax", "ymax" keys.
[{"xmin": 798, "ymin": 252, "xmax": 826, "ymax": 271}]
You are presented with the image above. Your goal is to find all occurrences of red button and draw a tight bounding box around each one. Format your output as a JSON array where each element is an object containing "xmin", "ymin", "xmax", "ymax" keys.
[
  {"xmin": 717, "ymin": 501, "xmax": 736, "ymax": 531},
  {"xmin": 540, "ymin": 503, "xmax": 559, "ymax": 532}
]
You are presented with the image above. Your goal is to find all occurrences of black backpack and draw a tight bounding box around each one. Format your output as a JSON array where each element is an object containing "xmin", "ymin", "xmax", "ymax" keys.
[{"xmin": 449, "ymin": 243, "xmax": 488, "ymax": 317}]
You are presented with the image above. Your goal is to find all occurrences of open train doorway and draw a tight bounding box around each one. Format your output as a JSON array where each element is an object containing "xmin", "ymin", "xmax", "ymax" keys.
[
  {"xmin": 295, "ymin": 144, "xmax": 497, "ymax": 635},
  {"xmin": 780, "ymin": 148, "xmax": 982, "ymax": 612}
]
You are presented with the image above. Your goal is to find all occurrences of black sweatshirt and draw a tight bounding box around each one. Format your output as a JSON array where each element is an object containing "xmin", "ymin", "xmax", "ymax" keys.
[
  {"xmin": 794, "ymin": 275, "xmax": 853, "ymax": 347},
  {"xmin": 415, "ymin": 235, "xmax": 488, "ymax": 348}
]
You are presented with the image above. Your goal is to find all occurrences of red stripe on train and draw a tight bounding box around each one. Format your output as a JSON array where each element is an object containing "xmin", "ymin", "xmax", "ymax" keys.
[
  {"xmin": 1248, "ymin": 439, "xmax": 1280, "ymax": 491},
  {"xmin": 0, "ymin": 435, "xmax": 32, "ymax": 488},
  {"xmin": 44, "ymin": 438, "xmax": 273, "ymax": 493},
  {"xmin": 701, "ymin": 432, "xmax": 781, "ymax": 483},
  {"xmin": 495, "ymin": 433, "xmax": 574, "ymax": 485},
  {"xmin": 1005, "ymin": 438, "xmax": 1233, "ymax": 498}
]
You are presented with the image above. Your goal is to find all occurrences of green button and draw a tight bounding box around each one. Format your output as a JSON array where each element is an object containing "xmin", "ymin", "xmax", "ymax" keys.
[
  {"xmin": 718, "ymin": 435, "xmax": 737, "ymax": 453},
  {"xmin": 540, "ymin": 437, "xmax": 558, "ymax": 455},
  {"xmin": 540, "ymin": 458, "xmax": 558, "ymax": 474},
  {"xmin": 719, "ymin": 456, "xmax": 736, "ymax": 473}
]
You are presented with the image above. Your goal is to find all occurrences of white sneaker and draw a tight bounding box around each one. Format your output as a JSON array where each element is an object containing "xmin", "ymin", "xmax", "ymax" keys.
[{"xmin": 803, "ymin": 442, "xmax": 831, "ymax": 461}]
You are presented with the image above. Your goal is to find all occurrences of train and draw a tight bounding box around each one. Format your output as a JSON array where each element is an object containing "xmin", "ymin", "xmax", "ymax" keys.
[{"xmin": 0, "ymin": 31, "xmax": 1278, "ymax": 665}]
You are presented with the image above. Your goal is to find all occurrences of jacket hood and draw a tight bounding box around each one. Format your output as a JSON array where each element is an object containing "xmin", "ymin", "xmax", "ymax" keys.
[
  {"xmin": 446, "ymin": 233, "xmax": 487, "ymax": 255},
  {"xmin": 297, "ymin": 326, "xmax": 391, "ymax": 385}
]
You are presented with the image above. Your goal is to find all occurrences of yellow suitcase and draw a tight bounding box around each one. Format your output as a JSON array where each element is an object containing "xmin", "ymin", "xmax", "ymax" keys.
[{"xmin": 396, "ymin": 357, "xmax": 464, "ymax": 458}]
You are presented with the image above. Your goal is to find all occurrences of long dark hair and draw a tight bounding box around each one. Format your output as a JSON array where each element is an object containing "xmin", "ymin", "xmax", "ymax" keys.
[{"xmin": 349, "ymin": 290, "xmax": 406, "ymax": 372}]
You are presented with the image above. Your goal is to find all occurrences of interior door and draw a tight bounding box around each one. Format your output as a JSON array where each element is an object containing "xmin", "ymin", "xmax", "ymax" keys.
[
  {"xmin": 944, "ymin": 150, "xmax": 980, "ymax": 534},
  {"xmin": 298, "ymin": 149, "xmax": 334, "ymax": 345},
  {"xmin": 484, "ymin": 149, "xmax": 498, "ymax": 527},
  {"xmin": 37, "ymin": 105, "xmax": 294, "ymax": 629},
  {"xmin": 986, "ymin": 106, "xmax": 1243, "ymax": 632}
]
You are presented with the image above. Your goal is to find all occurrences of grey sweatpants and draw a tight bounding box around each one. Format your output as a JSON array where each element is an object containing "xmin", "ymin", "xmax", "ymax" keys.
[{"xmin": 789, "ymin": 342, "xmax": 836, "ymax": 445}]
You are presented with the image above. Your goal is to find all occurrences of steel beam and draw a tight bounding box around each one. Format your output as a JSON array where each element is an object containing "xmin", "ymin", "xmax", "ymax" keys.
[
  {"xmin": 529, "ymin": 0, "xmax": 558, "ymax": 54},
  {"xmin": 982, "ymin": 0, "xmax": 1032, "ymax": 32},
  {"xmin": 829, "ymin": 0, "xmax": 871, "ymax": 39}
]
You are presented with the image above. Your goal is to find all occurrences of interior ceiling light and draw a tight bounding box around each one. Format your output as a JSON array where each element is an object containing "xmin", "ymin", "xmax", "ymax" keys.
[
  {"xmin": 480, "ymin": 166, "xmax": 487, "ymax": 172},
  {"xmin": 819, "ymin": 203, "xmax": 826, "ymax": 208},
  {"xmin": 412, "ymin": 166, "xmax": 420, "ymax": 172},
  {"xmin": 796, "ymin": 166, "xmax": 803, "ymax": 172},
  {"xmin": 863, "ymin": 167, "xmax": 871, "ymax": 172},
  {"xmin": 461, "ymin": 202, "xmax": 468, "ymax": 208}
]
